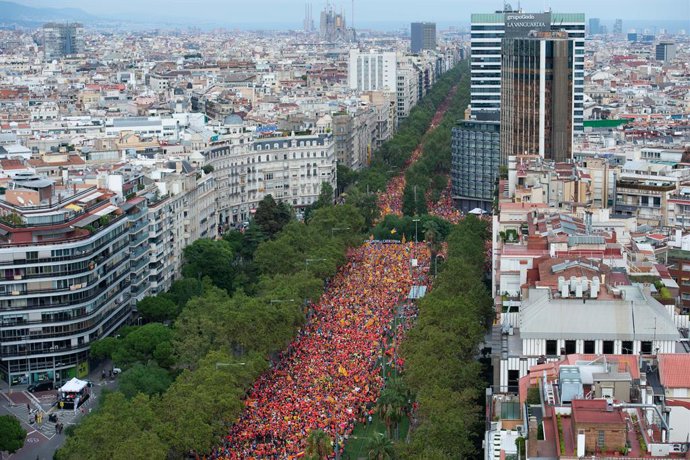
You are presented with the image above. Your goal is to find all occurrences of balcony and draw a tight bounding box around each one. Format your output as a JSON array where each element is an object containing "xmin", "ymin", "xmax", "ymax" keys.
[
  {"xmin": 0, "ymin": 219, "xmax": 129, "ymax": 261},
  {"xmin": 0, "ymin": 294, "xmax": 131, "ymax": 342},
  {"xmin": 616, "ymin": 180, "xmax": 676, "ymax": 192},
  {"xmin": 0, "ymin": 271, "xmax": 131, "ymax": 313}
]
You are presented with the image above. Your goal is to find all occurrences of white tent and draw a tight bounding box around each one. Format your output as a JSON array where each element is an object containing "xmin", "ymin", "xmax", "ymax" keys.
[
  {"xmin": 59, "ymin": 377, "xmax": 88, "ymax": 393},
  {"xmin": 468, "ymin": 208, "xmax": 486, "ymax": 215}
]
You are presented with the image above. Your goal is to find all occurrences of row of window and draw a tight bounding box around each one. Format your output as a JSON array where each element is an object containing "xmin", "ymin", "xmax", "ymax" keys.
[{"xmin": 545, "ymin": 339, "xmax": 654, "ymax": 355}]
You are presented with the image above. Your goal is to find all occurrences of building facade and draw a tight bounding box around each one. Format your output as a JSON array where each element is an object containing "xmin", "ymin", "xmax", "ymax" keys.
[
  {"xmin": 348, "ymin": 50, "xmax": 397, "ymax": 92},
  {"xmin": 655, "ymin": 42, "xmax": 677, "ymax": 62},
  {"xmin": 469, "ymin": 10, "xmax": 584, "ymax": 132},
  {"xmin": 500, "ymin": 32, "xmax": 574, "ymax": 163},
  {"xmin": 0, "ymin": 185, "xmax": 131, "ymax": 386},
  {"xmin": 451, "ymin": 120, "xmax": 500, "ymax": 213},
  {"xmin": 43, "ymin": 23, "xmax": 84, "ymax": 61},
  {"xmin": 203, "ymin": 132, "xmax": 336, "ymax": 224},
  {"xmin": 410, "ymin": 22, "xmax": 436, "ymax": 53}
]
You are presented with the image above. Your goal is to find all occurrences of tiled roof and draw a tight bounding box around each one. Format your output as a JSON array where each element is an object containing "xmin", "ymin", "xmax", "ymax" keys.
[{"xmin": 658, "ymin": 354, "xmax": 690, "ymax": 389}]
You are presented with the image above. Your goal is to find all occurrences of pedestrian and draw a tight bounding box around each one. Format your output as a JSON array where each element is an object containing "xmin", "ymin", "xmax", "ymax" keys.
[
  {"xmin": 27, "ymin": 403, "xmax": 30, "ymax": 412},
  {"xmin": 55, "ymin": 424, "xmax": 59, "ymax": 434},
  {"xmin": 59, "ymin": 401, "xmax": 64, "ymax": 410},
  {"xmin": 101, "ymin": 369, "xmax": 106, "ymax": 380}
]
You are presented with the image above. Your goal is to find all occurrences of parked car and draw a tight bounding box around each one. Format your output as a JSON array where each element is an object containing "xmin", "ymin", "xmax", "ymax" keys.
[
  {"xmin": 112, "ymin": 367, "xmax": 122, "ymax": 375},
  {"xmin": 28, "ymin": 381, "xmax": 54, "ymax": 392}
]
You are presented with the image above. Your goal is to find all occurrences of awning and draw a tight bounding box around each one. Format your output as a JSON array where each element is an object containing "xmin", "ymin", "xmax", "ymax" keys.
[
  {"xmin": 78, "ymin": 191, "xmax": 104, "ymax": 203},
  {"xmin": 408, "ymin": 285, "xmax": 427, "ymax": 299},
  {"xmin": 59, "ymin": 377, "xmax": 88, "ymax": 393},
  {"xmin": 73, "ymin": 214, "xmax": 101, "ymax": 228},
  {"xmin": 94, "ymin": 205, "xmax": 119, "ymax": 217},
  {"xmin": 64, "ymin": 204, "xmax": 83, "ymax": 212}
]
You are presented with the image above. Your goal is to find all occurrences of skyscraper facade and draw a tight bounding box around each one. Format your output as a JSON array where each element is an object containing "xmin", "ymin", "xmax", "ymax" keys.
[
  {"xmin": 410, "ymin": 22, "xmax": 437, "ymax": 53},
  {"xmin": 588, "ymin": 18, "xmax": 601, "ymax": 35},
  {"xmin": 613, "ymin": 19, "xmax": 623, "ymax": 35},
  {"xmin": 500, "ymin": 32, "xmax": 574, "ymax": 163},
  {"xmin": 656, "ymin": 41, "xmax": 677, "ymax": 61},
  {"xmin": 469, "ymin": 10, "xmax": 584, "ymax": 132},
  {"xmin": 43, "ymin": 23, "xmax": 84, "ymax": 61},
  {"xmin": 451, "ymin": 120, "xmax": 500, "ymax": 213}
]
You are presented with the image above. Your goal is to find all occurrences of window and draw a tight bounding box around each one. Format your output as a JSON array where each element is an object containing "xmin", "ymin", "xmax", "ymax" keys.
[
  {"xmin": 508, "ymin": 370, "xmax": 520, "ymax": 389},
  {"xmin": 641, "ymin": 341, "xmax": 653, "ymax": 354},
  {"xmin": 603, "ymin": 341, "xmax": 614, "ymax": 354},
  {"xmin": 546, "ymin": 340, "xmax": 558, "ymax": 356},
  {"xmin": 597, "ymin": 431, "xmax": 605, "ymax": 449},
  {"xmin": 584, "ymin": 340, "xmax": 595, "ymax": 354},
  {"xmin": 565, "ymin": 340, "xmax": 576, "ymax": 355},
  {"xmin": 622, "ymin": 341, "xmax": 633, "ymax": 354}
]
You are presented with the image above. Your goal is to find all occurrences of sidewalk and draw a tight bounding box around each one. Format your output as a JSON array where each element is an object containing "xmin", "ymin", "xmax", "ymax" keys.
[{"xmin": 1, "ymin": 360, "xmax": 119, "ymax": 460}]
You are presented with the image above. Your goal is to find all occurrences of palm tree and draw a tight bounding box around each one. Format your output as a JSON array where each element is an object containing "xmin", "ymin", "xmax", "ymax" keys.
[
  {"xmin": 305, "ymin": 429, "xmax": 332, "ymax": 460},
  {"xmin": 376, "ymin": 383, "xmax": 408, "ymax": 439},
  {"xmin": 365, "ymin": 432, "xmax": 396, "ymax": 460}
]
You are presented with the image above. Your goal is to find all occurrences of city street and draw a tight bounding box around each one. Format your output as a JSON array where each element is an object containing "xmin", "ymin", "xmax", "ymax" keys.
[{"xmin": 0, "ymin": 362, "xmax": 118, "ymax": 460}]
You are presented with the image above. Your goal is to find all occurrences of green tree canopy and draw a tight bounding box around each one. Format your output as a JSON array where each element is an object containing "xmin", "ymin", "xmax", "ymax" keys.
[
  {"xmin": 305, "ymin": 429, "xmax": 332, "ymax": 460},
  {"xmin": 55, "ymin": 393, "xmax": 166, "ymax": 460},
  {"xmin": 0, "ymin": 415, "xmax": 26, "ymax": 455},
  {"xmin": 254, "ymin": 194, "xmax": 293, "ymax": 239},
  {"xmin": 111, "ymin": 323, "xmax": 174, "ymax": 369},
  {"xmin": 89, "ymin": 336, "xmax": 118, "ymax": 361},
  {"xmin": 365, "ymin": 432, "xmax": 396, "ymax": 460},
  {"xmin": 118, "ymin": 363, "xmax": 172, "ymax": 399},
  {"xmin": 181, "ymin": 238, "xmax": 235, "ymax": 293},
  {"xmin": 137, "ymin": 296, "xmax": 178, "ymax": 323}
]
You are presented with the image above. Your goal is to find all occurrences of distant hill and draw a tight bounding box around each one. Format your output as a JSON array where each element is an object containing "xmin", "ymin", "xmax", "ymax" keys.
[{"xmin": 0, "ymin": 1, "xmax": 95, "ymax": 25}]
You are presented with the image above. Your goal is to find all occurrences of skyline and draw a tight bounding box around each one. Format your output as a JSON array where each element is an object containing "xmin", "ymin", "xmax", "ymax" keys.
[{"xmin": 8, "ymin": 0, "xmax": 689, "ymax": 28}]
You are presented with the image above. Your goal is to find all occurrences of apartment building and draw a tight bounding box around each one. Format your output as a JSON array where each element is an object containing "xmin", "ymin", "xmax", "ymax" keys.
[
  {"xmin": 203, "ymin": 132, "xmax": 336, "ymax": 224},
  {"xmin": 0, "ymin": 182, "xmax": 131, "ymax": 386}
]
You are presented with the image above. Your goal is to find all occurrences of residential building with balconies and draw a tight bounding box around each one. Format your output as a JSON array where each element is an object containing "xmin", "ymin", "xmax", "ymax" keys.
[{"xmin": 0, "ymin": 184, "xmax": 131, "ymax": 386}]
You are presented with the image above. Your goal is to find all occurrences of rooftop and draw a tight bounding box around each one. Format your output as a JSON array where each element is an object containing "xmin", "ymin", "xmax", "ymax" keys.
[{"xmin": 657, "ymin": 354, "xmax": 690, "ymax": 389}]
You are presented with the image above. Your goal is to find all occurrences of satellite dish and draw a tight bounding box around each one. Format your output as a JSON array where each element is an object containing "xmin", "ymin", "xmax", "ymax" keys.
[{"xmin": 16, "ymin": 196, "xmax": 25, "ymax": 204}]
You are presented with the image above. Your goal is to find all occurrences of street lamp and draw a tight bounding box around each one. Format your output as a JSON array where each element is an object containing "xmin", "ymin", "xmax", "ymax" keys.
[
  {"xmin": 434, "ymin": 254, "xmax": 445, "ymax": 277},
  {"xmin": 305, "ymin": 258, "xmax": 327, "ymax": 271},
  {"xmin": 330, "ymin": 227, "xmax": 350, "ymax": 237},
  {"xmin": 412, "ymin": 218, "xmax": 420, "ymax": 244},
  {"xmin": 215, "ymin": 362, "xmax": 246, "ymax": 370}
]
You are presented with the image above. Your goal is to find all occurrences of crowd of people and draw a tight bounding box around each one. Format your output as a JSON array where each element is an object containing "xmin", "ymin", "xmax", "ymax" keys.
[
  {"xmin": 377, "ymin": 146, "xmax": 424, "ymax": 218},
  {"xmin": 215, "ymin": 242, "xmax": 431, "ymax": 459},
  {"xmin": 425, "ymin": 179, "xmax": 462, "ymax": 224}
]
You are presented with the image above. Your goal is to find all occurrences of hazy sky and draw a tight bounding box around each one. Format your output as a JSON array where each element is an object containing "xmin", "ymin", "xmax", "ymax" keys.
[{"xmin": 14, "ymin": 0, "xmax": 690, "ymax": 26}]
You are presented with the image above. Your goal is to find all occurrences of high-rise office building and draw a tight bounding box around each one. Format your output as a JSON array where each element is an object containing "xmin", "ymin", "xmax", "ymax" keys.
[
  {"xmin": 656, "ymin": 41, "xmax": 676, "ymax": 61},
  {"xmin": 348, "ymin": 50, "xmax": 397, "ymax": 92},
  {"xmin": 43, "ymin": 23, "xmax": 84, "ymax": 61},
  {"xmin": 500, "ymin": 32, "xmax": 574, "ymax": 163},
  {"xmin": 451, "ymin": 120, "xmax": 500, "ymax": 213},
  {"xmin": 588, "ymin": 18, "xmax": 601, "ymax": 35},
  {"xmin": 410, "ymin": 22, "xmax": 437, "ymax": 53},
  {"xmin": 469, "ymin": 10, "xmax": 584, "ymax": 132},
  {"xmin": 613, "ymin": 19, "xmax": 623, "ymax": 35}
]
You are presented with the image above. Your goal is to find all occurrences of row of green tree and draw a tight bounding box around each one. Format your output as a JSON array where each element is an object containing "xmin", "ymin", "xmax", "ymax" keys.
[
  {"xmin": 397, "ymin": 217, "xmax": 494, "ymax": 459},
  {"xmin": 57, "ymin": 60, "xmax": 468, "ymax": 459},
  {"xmin": 402, "ymin": 61, "xmax": 470, "ymax": 216},
  {"xmin": 336, "ymin": 64, "xmax": 465, "ymax": 220},
  {"xmin": 56, "ymin": 191, "xmax": 367, "ymax": 459}
]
